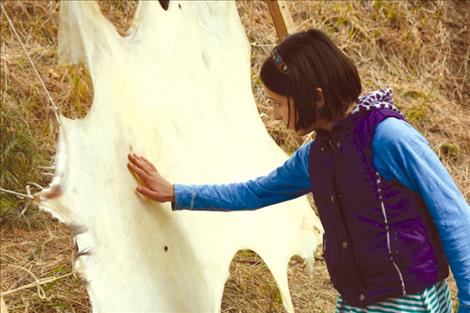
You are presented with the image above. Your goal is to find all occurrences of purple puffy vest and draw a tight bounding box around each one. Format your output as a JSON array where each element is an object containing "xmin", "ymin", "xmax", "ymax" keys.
[{"xmin": 308, "ymin": 91, "xmax": 449, "ymax": 307}]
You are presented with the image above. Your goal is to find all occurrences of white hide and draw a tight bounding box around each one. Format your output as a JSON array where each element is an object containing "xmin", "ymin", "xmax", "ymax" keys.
[{"xmin": 38, "ymin": 1, "xmax": 323, "ymax": 312}]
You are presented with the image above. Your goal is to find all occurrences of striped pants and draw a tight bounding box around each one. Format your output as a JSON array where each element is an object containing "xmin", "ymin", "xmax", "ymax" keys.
[{"xmin": 336, "ymin": 280, "xmax": 453, "ymax": 313}]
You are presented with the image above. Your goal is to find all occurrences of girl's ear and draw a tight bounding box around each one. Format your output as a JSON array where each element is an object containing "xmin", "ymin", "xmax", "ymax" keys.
[{"xmin": 314, "ymin": 87, "xmax": 325, "ymax": 109}]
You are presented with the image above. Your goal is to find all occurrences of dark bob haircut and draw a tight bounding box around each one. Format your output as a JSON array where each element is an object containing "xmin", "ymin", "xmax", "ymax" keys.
[{"xmin": 260, "ymin": 29, "xmax": 361, "ymax": 131}]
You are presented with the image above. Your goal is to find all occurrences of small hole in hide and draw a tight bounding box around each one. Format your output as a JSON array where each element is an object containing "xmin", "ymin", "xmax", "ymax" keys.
[
  {"xmin": 178, "ymin": 4, "xmax": 182, "ymax": 9},
  {"xmin": 164, "ymin": 246, "xmax": 168, "ymax": 252},
  {"xmin": 159, "ymin": 0, "xmax": 169, "ymax": 11}
]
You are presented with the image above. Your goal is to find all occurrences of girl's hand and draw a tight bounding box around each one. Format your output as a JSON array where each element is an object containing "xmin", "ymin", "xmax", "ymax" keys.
[{"xmin": 127, "ymin": 153, "xmax": 175, "ymax": 203}]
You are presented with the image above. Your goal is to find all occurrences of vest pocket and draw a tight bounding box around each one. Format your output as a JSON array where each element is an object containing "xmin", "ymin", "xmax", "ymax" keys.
[{"xmin": 393, "ymin": 218, "xmax": 436, "ymax": 272}]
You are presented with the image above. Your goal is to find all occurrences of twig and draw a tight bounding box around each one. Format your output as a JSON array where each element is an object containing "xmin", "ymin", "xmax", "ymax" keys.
[
  {"xmin": 0, "ymin": 264, "xmax": 73, "ymax": 298},
  {"xmin": 1, "ymin": 42, "xmax": 7, "ymax": 101},
  {"xmin": 250, "ymin": 42, "xmax": 276, "ymax": 47}
]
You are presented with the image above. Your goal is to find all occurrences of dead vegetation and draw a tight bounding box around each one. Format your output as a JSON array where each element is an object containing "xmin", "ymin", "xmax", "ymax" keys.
[{"xmin": 1, "ymin": 0, "xmax": 468, "ymax": 312}]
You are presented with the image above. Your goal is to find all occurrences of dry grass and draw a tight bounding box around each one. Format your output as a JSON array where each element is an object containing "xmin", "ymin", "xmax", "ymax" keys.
[
  {"xmin": 1, "ymin": 0, "xmax": 468, "ymax": 312},
  {"xmin": 0, "ymin": 223, "xmax": 88, "ymax": 312}
]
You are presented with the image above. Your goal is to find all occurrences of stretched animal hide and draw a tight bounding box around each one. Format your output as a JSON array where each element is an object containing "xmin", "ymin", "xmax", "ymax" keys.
[{"xmin": 37, "ymin": 1, "xmax": 323, "ymax": 312}]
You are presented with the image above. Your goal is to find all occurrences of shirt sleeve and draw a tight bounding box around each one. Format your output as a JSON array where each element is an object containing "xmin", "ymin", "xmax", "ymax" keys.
[
  {"xmin": 173, "ymin": 142, "xmax": 312, "ymax": 211},
  {"xmin": 372, "ymin": 117, "xmax": 470, "ymax": 311}
]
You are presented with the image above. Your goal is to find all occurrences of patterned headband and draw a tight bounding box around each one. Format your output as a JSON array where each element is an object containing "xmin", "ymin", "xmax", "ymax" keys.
[{"xmin": 272, "ymin": 49, "xmax": 288, "ymax": 74}]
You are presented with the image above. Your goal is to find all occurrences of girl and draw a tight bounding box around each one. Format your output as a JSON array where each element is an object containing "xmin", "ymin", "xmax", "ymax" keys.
[{"xmin": 127, "ymin": 29, "xmax": 470, "ymax": 313}]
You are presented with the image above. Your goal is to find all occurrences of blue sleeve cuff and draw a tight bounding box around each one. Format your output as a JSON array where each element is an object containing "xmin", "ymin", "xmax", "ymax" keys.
[{"xmin": 173, "ymin": 183, "xmax": 204, "ymax": 210}]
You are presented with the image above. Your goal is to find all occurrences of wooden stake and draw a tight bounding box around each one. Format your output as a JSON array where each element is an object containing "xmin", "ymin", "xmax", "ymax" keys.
[{"xmin": 266, "ymin": 1, "xmax": 296, "ymax": 42}]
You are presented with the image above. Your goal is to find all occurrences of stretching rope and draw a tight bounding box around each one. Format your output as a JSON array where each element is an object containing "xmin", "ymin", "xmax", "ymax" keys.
[
  {"xmin": 0, "ymin": 3, "xmax": 62, "ymax": 125},
  {"xmin": 0, "ymin": 187, "xmax": 33, "ymax": 200}
]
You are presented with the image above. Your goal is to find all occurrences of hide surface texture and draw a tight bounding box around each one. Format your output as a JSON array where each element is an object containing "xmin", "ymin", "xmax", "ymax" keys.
[{"xmin": 37, "ymin": 1, "xmax": 323, "ymax": 312}]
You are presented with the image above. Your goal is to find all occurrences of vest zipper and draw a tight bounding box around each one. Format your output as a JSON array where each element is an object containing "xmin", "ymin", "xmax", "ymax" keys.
[{"xmin": 376, "ymin": 172, "xmax": 407, "ymax": 295}]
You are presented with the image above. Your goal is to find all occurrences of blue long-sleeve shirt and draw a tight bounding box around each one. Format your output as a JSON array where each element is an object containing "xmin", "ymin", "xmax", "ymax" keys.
[{"xmin": 173, "ymin": 117, "xmax": 470, "ymax": 311}]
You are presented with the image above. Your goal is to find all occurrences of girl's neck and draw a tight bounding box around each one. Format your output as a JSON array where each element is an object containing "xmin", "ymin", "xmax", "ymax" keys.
[{"xmin": 315, "ymin": 102, "xmax": 355, "ymax": 132}]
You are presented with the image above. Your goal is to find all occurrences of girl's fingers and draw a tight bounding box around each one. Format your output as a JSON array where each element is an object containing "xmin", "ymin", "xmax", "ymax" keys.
[
  {"xmin": 128, "ymin": 153, "xmax": 142, "ymax": 169},
  {"xmin": 136, "ymin": 186, "xmax": 160, "ymax": 201},
  {"xmin": 136, "ymin": 155, "xmax": 155, "ymax": 174},
  {"xmin": 141, "ymin": 156, "xmax": 157, "ymax": 171},
  {"xmin": 128, "ymin": 162, "xmax": 149, "ymax": 181},
  {"xmin": 129, "ymin": 154, "xmax": 153, "ymax": 175}
]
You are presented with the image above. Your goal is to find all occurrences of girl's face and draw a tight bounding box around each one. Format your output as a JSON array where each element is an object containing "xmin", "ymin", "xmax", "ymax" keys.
[
  {"xmin": 264, "ymin": 85, "xmax": 296, "ymax": 131},
  {"xmin": 263, "ymin": 84, "xmax": 321, "ymax": 136}
]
